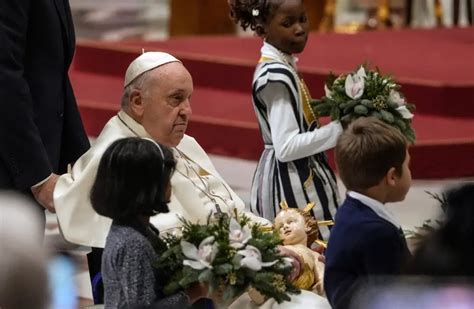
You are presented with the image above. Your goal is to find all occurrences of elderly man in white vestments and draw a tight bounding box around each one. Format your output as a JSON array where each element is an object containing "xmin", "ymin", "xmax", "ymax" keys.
[{"xmin": 54, "ymin": 52, "xmax": 268, "ymax": 249}]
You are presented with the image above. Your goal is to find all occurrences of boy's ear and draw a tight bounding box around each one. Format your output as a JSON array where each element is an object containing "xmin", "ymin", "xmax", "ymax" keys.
[{"xmin": 386, "ymin": 167, "xmax": 398, "ymax": 186}]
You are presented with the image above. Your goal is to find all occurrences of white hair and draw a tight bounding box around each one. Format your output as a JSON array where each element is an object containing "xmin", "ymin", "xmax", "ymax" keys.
[{"xmin": 120, "ymin": 69, "xmax": 154, "ymax": 109}]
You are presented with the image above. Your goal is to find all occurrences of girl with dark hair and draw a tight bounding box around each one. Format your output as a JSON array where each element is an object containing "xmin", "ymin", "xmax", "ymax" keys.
[
  {"xmin": 91, "ymin": 137, "xmax": 206, "ymax": 308},
  {"xmin": 228, "ymin": 0, "xmax": 343, "ymax": 240}
]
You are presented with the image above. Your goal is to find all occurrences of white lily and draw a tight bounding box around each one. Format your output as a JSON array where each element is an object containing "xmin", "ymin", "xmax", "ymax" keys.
[
  {"xmin": 181, "ymin": 236, "xmax": 218, "ymax": 270},
  {"xmin": 281, "ymin": 257, "xmax": 294, "ymax": 268},
  {"xmin": 345, "ymin": 67, "xmax": 366, "ymax": 99},
  {"xmin": 356, "ymin": 66, "xmax": 367, "ymax": 79},
  {"xmin": 229, "ymin": 218, "xmax": 251, "ymax": 249},
  {"xmin": 388, "ymin": 90, "xmax": 406, "ymax": 107},
  {"xmin": 324, "ymin": 84, "xmax": 333, "ymax": 98},
  {"xmin": 396, "ymin": 106, "xmax": 414, "ymax": 119},
  {"xmin": 237, "ymin": 245, "xmax": 277, "ymax": 271}
]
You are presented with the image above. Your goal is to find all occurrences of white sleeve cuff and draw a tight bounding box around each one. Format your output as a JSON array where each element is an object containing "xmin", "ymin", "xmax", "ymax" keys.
[{"xmin": 31, "ymin": 173, "xmax": 53, "ymax": 189}]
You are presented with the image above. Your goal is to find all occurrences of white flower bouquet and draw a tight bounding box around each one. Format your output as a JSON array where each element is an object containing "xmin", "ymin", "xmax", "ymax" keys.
[
  {"xmin": 312, "ymin": 65, "xmax": 416, "ymax": 142},
  {"xmin": 153, "ymin": 211, "xmax": 300, "ymax": 304}
]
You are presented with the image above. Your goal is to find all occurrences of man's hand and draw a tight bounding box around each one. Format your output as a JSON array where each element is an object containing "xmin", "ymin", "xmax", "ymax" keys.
[{"xmin": 31, "ymin": 174, "xmax": 59, "ymax": 213}]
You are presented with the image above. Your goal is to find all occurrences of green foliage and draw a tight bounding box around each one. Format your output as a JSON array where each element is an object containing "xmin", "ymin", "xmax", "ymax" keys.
[
  {"xmin": 152, "ymin": 212, "xmax": 299, "ymax": 303},
  {"xmin": 354, "ymin": 105, "xmax": 369, "ymax": 115},
  {"xmin": 310, "ymin": 64, "xmax": 416, "ymax": 143},
  {"xmin": 425, "ymin": 191, "xmax": 448, "ymax": 213},
  {"xmin": 404, "ymin": 191, "xmax": 448, "ymax": 240},
  {"xmin": 380, "ymin": 110, "xmax": 395, "ymax": 123}
]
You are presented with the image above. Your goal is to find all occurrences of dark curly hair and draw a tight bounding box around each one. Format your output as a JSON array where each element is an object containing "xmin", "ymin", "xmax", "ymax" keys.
[{"xmin": 228, "ymin": 0, "xmax": 285, "ymax": 35}]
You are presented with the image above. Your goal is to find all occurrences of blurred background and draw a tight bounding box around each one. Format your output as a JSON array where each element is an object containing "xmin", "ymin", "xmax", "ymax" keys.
[{"xmin": 70, "ymin": 0, "xmax": 473, "ymax": 41}]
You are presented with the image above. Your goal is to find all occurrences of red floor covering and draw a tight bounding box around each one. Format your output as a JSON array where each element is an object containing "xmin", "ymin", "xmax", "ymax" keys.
[{"xmin": 71, "ymin": 27, "xmax": 474, "ymax": 179}]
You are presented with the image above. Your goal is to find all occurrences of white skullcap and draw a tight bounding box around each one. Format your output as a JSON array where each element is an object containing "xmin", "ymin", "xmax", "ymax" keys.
[{"xmin": 124, "ymin": 51, "xmax": 181, "ymax": 88}]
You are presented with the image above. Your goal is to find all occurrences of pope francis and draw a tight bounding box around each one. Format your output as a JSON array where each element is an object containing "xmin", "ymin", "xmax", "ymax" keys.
[{"xmin": 54, "ymin": 51, "xmax": 268, "ymax": 250}]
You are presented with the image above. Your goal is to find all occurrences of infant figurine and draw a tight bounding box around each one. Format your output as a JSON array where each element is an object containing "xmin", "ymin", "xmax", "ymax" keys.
[
  {"xmin": 230, "ymin": 203, "xmax": 331, "ymax": 309},
  {"xmin": 274, "ymin": 204, "xmax": 325, "ymax": 295}
]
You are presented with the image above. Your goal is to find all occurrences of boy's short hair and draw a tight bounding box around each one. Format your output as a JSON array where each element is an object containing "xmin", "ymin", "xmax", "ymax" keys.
[
  {"xmin": 90, "ymin": 137, "xmax": 176, "ymax": 223},
  {"xmin": 335, "ymin": 117, "xmax": 408, "ymax": 192}
]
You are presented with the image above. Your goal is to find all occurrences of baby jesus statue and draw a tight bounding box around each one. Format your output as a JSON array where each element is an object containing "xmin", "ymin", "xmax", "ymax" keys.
[
  {"xmin": 230, "ymin": 203, "xmax": 331, "ymax": 309},
  {"xmin": 274, "ymin": 202, "xmax": 326, "ymax": 295}
]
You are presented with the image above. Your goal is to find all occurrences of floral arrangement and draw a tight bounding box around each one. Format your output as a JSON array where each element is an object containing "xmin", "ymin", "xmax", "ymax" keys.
[
  {"xmin": 311, "ymin": 65, "xmax": 416, "ymax": 142},
  {"xmin": 153, "ymin": 211, "xmax": 300, "ymax": 304}
]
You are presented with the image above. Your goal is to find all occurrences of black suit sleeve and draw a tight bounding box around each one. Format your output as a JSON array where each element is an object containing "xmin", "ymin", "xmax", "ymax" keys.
[
  {"xmin": 361, "ymin": 222, "xmax": 407, "ymax": 275},
  {"xmin": 0, "ymin": 0, "xmax": 53, "ymax": 189}
]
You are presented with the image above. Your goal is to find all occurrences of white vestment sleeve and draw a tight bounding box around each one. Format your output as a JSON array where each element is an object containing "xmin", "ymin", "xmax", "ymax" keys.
[
  {"xmin": 54, "ymin": 145, "xmax": 112, "ymax": 248},
  {"xmin": 262, "ymin": 82, "xmax": 343, "ymax": 163}
]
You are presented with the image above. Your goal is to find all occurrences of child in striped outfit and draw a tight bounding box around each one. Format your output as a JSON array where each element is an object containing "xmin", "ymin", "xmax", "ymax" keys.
[{"xmin": 228, "ymin": 0, "xmax": 343, "ymax": 240}]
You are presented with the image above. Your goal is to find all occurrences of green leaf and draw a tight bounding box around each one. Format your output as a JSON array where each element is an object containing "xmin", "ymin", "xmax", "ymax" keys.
[
  {"xmin": 360, "ymin": 99, "xmax": 374, "ymax": 109},
  {"xmin": 322, "ymin": 97, "xmax": 336, "ymax": 104},
  {"xmin": 343, "ymin": 100, "xmax": 358, "ymax": 114},
  {"xmin": 354, "ymin": 105, "xmax": 369, "ymax": 115},
  {"xmin": 405, "ymin": 126, "xmax": 416, "ymax": 143},
  {"xmin": 394, "ymin": 118, "xmax": 407, "ymax": 130},
  {"xmin": 380, "ymin": 110, "xmax": 395, "ymax": 123},
  {"xmin": 179, "ymin": 267, "xmax": 200, "ymax": 287},
  {"xmin": 223, "ymin": 286, "xmax": 238, "ymax": 301},
  {"xmin": 330, "ymin": 105, "xmax": 341, "ymax": 120},
  {"xmin": 370, "ymin": 110, "xmax": 383, "ymax": 120},
  {"xmin": 207, "ymin": 278, "xmax": 220, "ymax": 294},
  {"xmin": 313, "ymin": 103, "xmax": 331, "ymax": 114},
  {"xmin": 198, "ymin": 268, "xmax": 214, "ymax": 283},
  {"xmin": 387, "ymin": 100, "xmax": 399, "ymax": 109},
  {"xmin": 214, "ymin": 263, "xmax": 233, "ymax": 275},
  {"xmin": 309, "ymin": 99, "xmax": 322, "ymax": 107},
  {"xmin": 163, "ymin": 281, "xmax": 181, "ymax": 295}
]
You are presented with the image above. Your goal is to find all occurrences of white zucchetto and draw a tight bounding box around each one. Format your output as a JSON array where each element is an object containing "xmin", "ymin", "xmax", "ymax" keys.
[{"xmin": 124, "ymin": 51, "xmax": 181, "ymax": 88}]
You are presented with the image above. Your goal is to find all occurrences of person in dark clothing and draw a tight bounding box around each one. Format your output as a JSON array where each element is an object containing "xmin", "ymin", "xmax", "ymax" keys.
[
  {"xmin": 0, "ymin": 0, "xmax": 89, "ymax": 214},
  {"xmin": 0, "ymin": 0, "xmax": 95, "ymax": 300},
  {"xmin": 324, "ymin": 117, "xmax": 412, "ymax": 309},
  {"xmin": 351, "ymin": 183, "xmax": 474, "ymax": 309},
  {"xmin": 91, "ymin": 137, "xmax": 207, "ymax": 308}
]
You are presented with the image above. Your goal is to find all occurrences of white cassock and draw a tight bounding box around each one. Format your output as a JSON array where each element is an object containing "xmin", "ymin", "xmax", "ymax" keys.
[{"xmin": 54, "ymin": 110, "xmax": 268, "ymax": 248}]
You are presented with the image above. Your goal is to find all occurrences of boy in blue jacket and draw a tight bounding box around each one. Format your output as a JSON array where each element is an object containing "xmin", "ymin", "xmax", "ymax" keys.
[{"xmin": 324, "ymin": 117, "xmax": 412, "ymax": 308}]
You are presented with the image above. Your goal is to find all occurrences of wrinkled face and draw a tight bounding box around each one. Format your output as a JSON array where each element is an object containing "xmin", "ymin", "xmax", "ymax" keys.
[
  {"xmin": 274, "ymin": 209, "xmax": 308, "ymax": 245},
  {"xmin": 263, "ymin": 0, "xmax": 309, "ymax": 54},
  {"xmin": 137, "ymin": 62, "xmax": 193, "ymax": 147},
  {"xmin": 388, "ymin": 149, "xmax": 412, "ymax": 202}
]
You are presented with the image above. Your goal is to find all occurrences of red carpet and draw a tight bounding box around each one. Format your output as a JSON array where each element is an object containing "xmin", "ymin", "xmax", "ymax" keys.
[{"xmin": 71, "ymin": 27, "xmax": 474, "ymax": 179}]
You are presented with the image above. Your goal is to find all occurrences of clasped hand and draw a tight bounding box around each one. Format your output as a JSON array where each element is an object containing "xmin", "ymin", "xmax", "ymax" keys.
[{"xmin": 31, "ymin": 173, "xmax": 59, "ymax": 213}]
